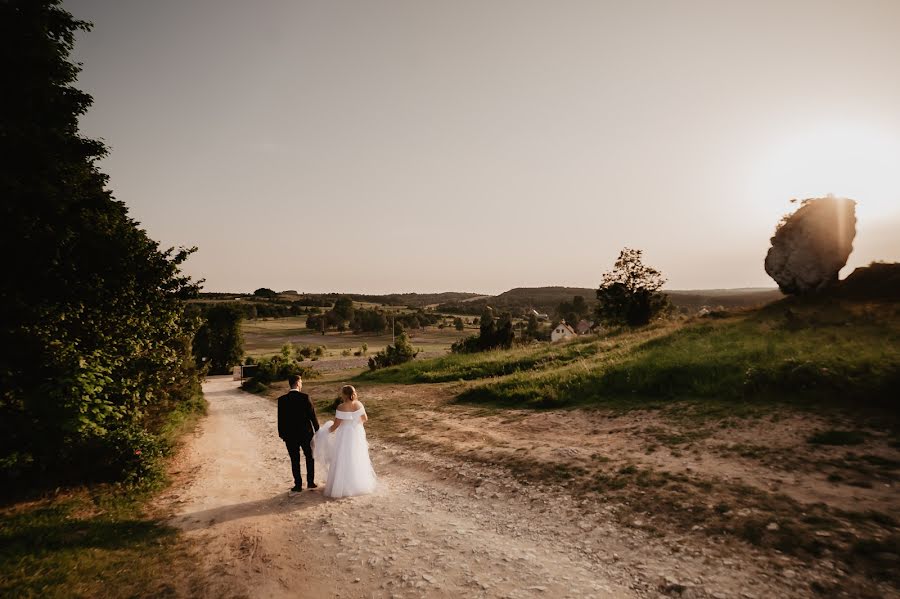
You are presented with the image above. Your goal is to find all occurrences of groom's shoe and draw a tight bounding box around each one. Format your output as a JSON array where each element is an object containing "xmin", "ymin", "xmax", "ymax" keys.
[
  {"xmin": 290, "ymin": 485, "xmax": 303, "ymax": 493},
  {"xmin": 307, "ymin": 482, "xmax": 318, "ymax": 489}
]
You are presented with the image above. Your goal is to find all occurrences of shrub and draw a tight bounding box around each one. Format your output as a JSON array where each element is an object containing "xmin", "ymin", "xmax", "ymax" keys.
[
  {"xmin": 368, "ymin": 333, "xmax": 418, "ymax": 370},
  {"xmin": 450, "ymin": 308, "xmax": 514, "ymax": 353},
  {"xmin": 240, "ymin": 355, "xmax": 319, "ymax": 392}
]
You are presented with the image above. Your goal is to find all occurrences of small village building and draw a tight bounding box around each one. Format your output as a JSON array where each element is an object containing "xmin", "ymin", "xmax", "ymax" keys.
[
  {"xmin": 551, "ymin": 321, "xmax": 577, "ymax": 342},
  {"xmin": 575, "ymin": 319, "xmax": 594, "ymax": 335},
  {"xmin": 529, "ymin": 309, "xmax": 550, "ymax": 321}
]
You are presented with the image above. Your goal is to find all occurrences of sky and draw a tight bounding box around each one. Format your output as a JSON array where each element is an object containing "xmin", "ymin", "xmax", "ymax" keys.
[{"xmin": 69, "ymin": 0, "xmax": 900, "ymax": 294}]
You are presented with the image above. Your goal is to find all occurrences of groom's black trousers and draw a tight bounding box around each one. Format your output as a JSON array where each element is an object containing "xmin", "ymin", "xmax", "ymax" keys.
[{"xmin": 284, "ymin": 438, "xmax": 314, "ymax": 487}]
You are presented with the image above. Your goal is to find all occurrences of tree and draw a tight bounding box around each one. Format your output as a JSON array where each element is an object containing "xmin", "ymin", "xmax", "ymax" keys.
[
  {"xmin": 253, "ymin": 287, "xmax": 278, "ymax": 299},
  {"xmin": 479, "ymin": 307, "xmax": 496, "ymax": 339},
  {"xmin": 494, "ymin": 313, "xmax": 515, "ymax": 349},
  {"xmin": 0, "ymin": 1, "xmax": 201, "ymax": 484},
  {"xmin": 557, "ymin": 295, "xmax": 590, "ymax": 326},
  {"xmin": 453, "ymin": 317, "xmax": 465, "ymax": 331},
  {"xmin": 193, "ymin": 305, "xmax": 244, "ymax": 374},
  {"xmin": 350, "ymin": 309, "xmax": 388, "ymax": 334},
  {"xmin": 525, "ymin": 313, "xmax": 542, "ymax": 340},
  {"xmin": 332, "ymin": 296, "xmax": 354, "ymax": 322},
  {"xmin": 368, "ymin": 332, "xmax": 419, "ymax": 370},
  {"xmin": 305, "ymin": 313, "xmax": 324, "ymax": 331},
  {"xmin": 595, "ymin": 248, "xmax": 670, "ymax": 326},
  {"xmin": 452, "ymin": 308, "xmax": 515, "ymax": 353}
]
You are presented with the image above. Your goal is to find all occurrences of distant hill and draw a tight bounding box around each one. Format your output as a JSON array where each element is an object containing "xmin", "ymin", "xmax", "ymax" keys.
[
  {"xmin": 438, "ymin": 286, "xmax": 783, "ymax": 315},
  {"xmin": 364, "ymin": 292, "xmax": 485, "ymax": 307}
]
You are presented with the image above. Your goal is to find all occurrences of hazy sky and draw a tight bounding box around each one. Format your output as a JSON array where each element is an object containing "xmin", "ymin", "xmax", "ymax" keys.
[{"xmin": 69, "ymin": 0, "xmax": 900, "ymax": 294}]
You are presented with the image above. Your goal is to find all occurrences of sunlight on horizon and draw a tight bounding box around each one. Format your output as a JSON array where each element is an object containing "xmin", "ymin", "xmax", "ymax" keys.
[{"xmin": 755, "ymin": 122, "xmax": 900, "ymax": 221}]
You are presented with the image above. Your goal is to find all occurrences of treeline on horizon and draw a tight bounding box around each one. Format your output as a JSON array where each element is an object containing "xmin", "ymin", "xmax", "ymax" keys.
[{"xmin": 193, "ymin": 286, "xmax": 784, "ymax": 321}]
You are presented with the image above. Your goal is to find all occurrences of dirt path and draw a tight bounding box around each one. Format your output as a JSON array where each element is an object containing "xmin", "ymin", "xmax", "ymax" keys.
[
  {"xmin": 161, "ymin": 377, "xmax": 641, "ymax": 599},
  {"xmin": 160, "ymin": 377, "xmax": 890, "ymax": 599}
]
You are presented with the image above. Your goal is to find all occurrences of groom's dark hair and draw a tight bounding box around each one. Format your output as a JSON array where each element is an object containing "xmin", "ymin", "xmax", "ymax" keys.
[{"xmin": 288, "ymin": 374, "xmax": 301, "ymax": 388}]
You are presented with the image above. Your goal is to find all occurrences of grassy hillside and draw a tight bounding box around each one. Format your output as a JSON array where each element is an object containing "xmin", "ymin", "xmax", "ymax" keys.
[{"xmin": 359, "ymin": 293, "xmax": 899, "ymax": 416}]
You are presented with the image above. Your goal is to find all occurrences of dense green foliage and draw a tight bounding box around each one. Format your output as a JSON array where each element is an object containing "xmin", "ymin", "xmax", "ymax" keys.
[
  {"xmin": 0, "ymin": 1, "xmax": 203, "ymax": 487},
  {"xmin": 368, "ymin": 333, "xmax": 419, "ymax": 370},
  {"xmin": 524, "ymin": 312, "xmax": 548, "ymax": 341},
  {"xmin": 253, "ymin": 287, "xmax": 278, "ymax": 299},
  {"xmin": 557, "ymin": 295, "xmax": 591, "ymax": 327},
  {"xmin": 192, "ymin": 305, "xmax": 244, "ymax": 374},
  {"xmin": 350, "ymin": 308, "xmax": 389, "ymax": 333},
  {"xmin": 451, "ymin": 307, "xmax": 515, "ymax": 353},
  {"xmin": 192, "ymin": 299, "xmax": 319, "ymax": 319},
  {"xmin": 596, "ymin": 248, "xmax": 671, "ymax": 326},
  {"xmin": 239, "ymin": 351, "xmax": 320, "ymax": 393}
]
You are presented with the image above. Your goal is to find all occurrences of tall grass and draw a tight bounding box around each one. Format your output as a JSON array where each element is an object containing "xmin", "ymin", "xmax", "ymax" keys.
[
  {"xmin": 357, "ymin": 297, "xmax": 899, "ymax": 414},
  {"xmin": 354, "ymin": 327, "xmax": 655, "ymax": 384},
  {"xmin": 460, "ymin": 299, "xmax": 899, "ymax": 409}
]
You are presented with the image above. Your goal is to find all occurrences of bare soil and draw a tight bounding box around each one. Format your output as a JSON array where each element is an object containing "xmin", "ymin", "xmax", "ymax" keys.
[{"xmin": 158, "ymin": 376, "xmax": 899, "ymax": 599}]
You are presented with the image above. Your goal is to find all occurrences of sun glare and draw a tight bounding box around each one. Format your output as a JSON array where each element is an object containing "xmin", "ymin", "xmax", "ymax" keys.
[{"xmin": 755, "ymin": 123, "xmax": 900, "ymax": 220}]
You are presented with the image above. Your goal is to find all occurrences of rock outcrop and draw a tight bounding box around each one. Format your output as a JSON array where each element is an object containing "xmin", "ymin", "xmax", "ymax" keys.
[{"xmin": 764, "ymin": 197, "xmax": 856, "ymax": 294}]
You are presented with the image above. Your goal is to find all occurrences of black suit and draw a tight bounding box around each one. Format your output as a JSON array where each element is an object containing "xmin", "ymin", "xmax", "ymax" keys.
[{"xmin": 277, "ymin": 389, "xmax": 319, "ymax": 488}]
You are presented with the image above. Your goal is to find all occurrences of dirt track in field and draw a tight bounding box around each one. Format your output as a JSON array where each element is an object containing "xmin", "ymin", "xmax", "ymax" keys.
[{"xmin": 159, "ymin": 376, "xmax": 897, "ymax": 599}]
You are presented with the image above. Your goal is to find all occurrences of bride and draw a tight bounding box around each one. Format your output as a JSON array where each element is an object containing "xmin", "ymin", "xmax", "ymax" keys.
[{"xmin": 313, "ymin": 385, "xmax": 377, "ymax": 498}]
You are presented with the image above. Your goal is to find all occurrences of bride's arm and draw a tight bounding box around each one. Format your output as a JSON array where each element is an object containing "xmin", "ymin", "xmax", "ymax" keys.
[
  {"xmin": 329, "ymin": 418, "xmax": 342, "ymax": 433},
  {"xmin": 358, "ymin": 402, "xmax": 368, "ymax": 423}
]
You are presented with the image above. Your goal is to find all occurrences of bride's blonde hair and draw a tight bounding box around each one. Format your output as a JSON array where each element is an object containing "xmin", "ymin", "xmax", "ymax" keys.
[{"xmin": 340, "ymin": 385, "xmax": 358, "ymax": 402}]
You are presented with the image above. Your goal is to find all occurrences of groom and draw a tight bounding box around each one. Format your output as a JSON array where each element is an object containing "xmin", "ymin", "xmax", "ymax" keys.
[{"xmin": 277, "ymin": 375, "xmax": 320, "ymax": 492}]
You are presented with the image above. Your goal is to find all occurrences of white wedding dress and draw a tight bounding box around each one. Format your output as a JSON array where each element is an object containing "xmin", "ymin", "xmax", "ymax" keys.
[{"xmin": 313, "ymin": 405, "xmax": 377, "ymax": 498}]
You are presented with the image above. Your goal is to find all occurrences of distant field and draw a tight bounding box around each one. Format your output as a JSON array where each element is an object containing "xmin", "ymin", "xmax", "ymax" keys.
[{"xmin": 242, "ymin": 315, "xmax": 473, "ymax": 358}]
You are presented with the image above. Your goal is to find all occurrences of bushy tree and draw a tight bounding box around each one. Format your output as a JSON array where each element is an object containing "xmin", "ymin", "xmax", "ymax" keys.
[
  {"xmin": 0, "ymin": 1, "xmax": 201, "ymax": 484},
  {"xmin": 453, "ymin": 317, "xmax": 465, "ymax": 331},
  {"xmin": 557, "ymin": 295, "xmax": 590, "ymax": 326},
  {"xmin": 351, "ymin": 309, "xmax": 388, "ymax": 333},
  {"xmin": 451, "ymin": 308, "xmax": 515, "ymax": 353},
  {"xmin": 595, "ymin": 248, "xmax": 670, "ymax": 326},
  {"xmin": 240, "ymin": 354, "xmax": 319, "ymax": 393},
  {"xmin": 253, "ymin": 287, "xmax": 278, "ymax": 299},
  {"xmin": 368, "ymin": 333, "xmax": 419, "ymax": 370},
  {"xmin": 524, "ymin": 312, "xmax": 545, "ymax": 341},
  {"xmin": 193, "ymin": 305, "xmax": 244, "ymax": 374},
  {"xmin": 494, "ymin": 313, "xmax": 515, "ymax": 349},
  {"xmin": 306, "ymin": 313, "xmax": 321, "ymax": 330},
  {"xmin": 479, "ymin": 307, "xmax": 496, "ymax": 337},
  {"xmin": 332, "ymin": 296, "xmax": 354, "ymax": 322}
]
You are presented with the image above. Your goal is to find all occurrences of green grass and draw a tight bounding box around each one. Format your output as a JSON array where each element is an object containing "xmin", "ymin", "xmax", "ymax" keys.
[
  {"xmin": 355, "ymin": 334, "xmax": 619, "ymax": 384},
  {"xmin": 353, "ymin": 297, "xmax": 900, "ymax": 416},
  {"xmin": 0, "ymin": 393, "xmax": 206, "ymax": 598},
  {"xmin": 0, "ymin": 488, "xmax": 190, "ymax": 598},
  {"xmin": 458, "ymin": 298, "xmax": 900, "ymax": 411}
]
